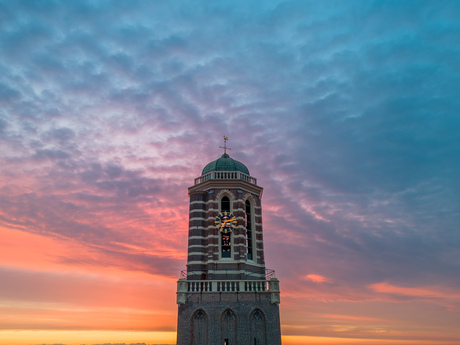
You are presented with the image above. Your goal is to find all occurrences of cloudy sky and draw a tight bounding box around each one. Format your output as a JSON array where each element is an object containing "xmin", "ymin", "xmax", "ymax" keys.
[{"xmin": 1, "ymin": 0, "xmax": 459, "ymax": 344}]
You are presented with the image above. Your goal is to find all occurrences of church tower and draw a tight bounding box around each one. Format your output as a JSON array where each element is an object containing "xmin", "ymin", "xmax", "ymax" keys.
[{"xmin": 176, "ymin": 138, "xmax": 282, "ymax": 345}]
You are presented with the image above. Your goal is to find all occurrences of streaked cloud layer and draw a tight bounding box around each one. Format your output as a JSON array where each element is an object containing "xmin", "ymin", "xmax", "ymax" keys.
[{"xmin": 1, "ymin": 0, "xmax": 459, "ymax": 344}]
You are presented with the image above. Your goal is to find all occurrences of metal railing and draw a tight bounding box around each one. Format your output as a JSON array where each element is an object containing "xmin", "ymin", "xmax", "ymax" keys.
[
  {"xmin": 265, "ymin": 268, "xmax": 276, "ymax": 279},
  {"xmin": 180, "ymin": 268, "xmax": 275, "ymax": 280}
]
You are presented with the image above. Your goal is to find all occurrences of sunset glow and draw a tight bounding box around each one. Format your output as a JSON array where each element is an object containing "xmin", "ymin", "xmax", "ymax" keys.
[{"xmin": 1, "ymin": 0, "xmax": 459, "ymax": 344}]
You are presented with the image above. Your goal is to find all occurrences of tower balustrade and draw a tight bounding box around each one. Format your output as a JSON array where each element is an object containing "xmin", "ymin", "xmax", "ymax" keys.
[{"xmin": 194, "ymin": 170, "xmax": 257, "ymax": 185}]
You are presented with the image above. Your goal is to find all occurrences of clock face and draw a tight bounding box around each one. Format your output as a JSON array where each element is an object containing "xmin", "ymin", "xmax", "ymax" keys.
[{"xmin": 215, "ymin": 211, "xmax": 237, "ymax": 234}]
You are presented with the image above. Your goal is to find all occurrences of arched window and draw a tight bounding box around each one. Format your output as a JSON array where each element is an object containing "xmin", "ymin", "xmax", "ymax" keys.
[
  {"xmin": 192, "ymin": 309, "xmax": 208, "ymax": 345},
  {"xmin": 221, "ymin": 196, "xmax": 230, "ymax": 212},
  {"xmin": 250, "ymin": 310, "xmax": 266, "ymax": 345},
  {"xmin": 246, "ymin": 200, "xmax": 253, "ymax": 260},
  {"xmin": 221, "ymin": 309, "xmax": 236, "ymax": 345},
  {"xmin": 221, "ymin": 196, "xmax": 231, "ymax": 258}
]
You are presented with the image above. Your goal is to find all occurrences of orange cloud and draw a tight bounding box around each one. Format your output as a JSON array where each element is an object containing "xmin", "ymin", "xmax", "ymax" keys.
[
  {"xmin": 304, "ymin": 274, "xmax": 329, "ymax": 283},
  {"xmin": 0, "ymin": 330, "xmax": 176, "ymax": 345},
  {"xmin": 369, "ymin": 282, "xmax": 460, "ymax": 299},
  {"xmin": 0, "ymin": 226, "xmax": 180, "ymax": 333},
  {"xmin": 318, "ymin": 314, "xmax": 384, "ymax": 322}
]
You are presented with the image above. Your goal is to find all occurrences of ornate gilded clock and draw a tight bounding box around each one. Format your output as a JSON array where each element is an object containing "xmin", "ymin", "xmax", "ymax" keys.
[{"xmin": 215, "ymin": 211, "xmax": 237, "ymax": 234}]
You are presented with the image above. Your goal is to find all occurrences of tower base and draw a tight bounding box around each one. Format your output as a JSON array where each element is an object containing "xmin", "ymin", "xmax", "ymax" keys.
[{"xmin": 177, "ymin": 292, "xmax": 281, "ymax": 345}]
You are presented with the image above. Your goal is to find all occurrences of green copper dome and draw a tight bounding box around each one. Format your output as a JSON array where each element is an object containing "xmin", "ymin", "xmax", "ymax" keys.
[{"xmin": 201, "ymin": 153, "xmax": 250, "ymax": 175}]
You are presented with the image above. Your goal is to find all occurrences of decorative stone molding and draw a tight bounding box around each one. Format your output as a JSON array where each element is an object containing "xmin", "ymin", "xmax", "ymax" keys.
[
  {"xmin": 269, "ymin": 278, "xmax": 280, "ymax": 305},
  {"xmin": 176, "ymin": 278, "xmax": 187, "ymax": 305},
  {"xmin": 243, "ymin": 193, "xmax": 256, "ymax": 204},
  {"xmin": 216, "ymin": 189, "xmax": 236, "ymax": 204}
]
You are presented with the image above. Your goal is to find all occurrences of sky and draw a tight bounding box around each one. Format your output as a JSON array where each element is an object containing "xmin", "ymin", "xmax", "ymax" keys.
[{"xmin": 0, "ymin": 0, "xmax": 459, "ymax": 344}]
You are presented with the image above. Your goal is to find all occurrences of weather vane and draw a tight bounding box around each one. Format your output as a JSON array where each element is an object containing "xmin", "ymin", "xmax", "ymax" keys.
[{"xmin": 219, "ymin": 135, "xmax": 231, "ymax": 154}]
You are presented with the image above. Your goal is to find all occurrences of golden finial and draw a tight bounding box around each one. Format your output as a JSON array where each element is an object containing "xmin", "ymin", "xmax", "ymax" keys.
[{"xmin": 220, "ymin": 136, "xmax": 231, "ymax": 154}]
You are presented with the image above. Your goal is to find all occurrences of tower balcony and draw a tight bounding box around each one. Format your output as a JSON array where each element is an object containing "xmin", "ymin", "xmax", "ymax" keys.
[
  {"xmin": 194, "ymin": 170, "xmax": 257, "ymax": 186},
  {"xmin": 176, "ymin": 278, "xmax": 280, "ymax": 305},
  {"xmin": 179, "ymin": 279, "xmax": 271, "ymax": 293}
]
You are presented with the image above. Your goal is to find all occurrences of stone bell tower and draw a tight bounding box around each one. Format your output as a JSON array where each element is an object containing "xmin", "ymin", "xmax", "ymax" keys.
[{"xmin": 176, "ymin": 138, "xmax": 281, "ymax": 345}]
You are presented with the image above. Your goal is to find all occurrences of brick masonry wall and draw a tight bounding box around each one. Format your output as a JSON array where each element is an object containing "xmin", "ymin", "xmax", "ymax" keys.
[
  {"xmin": 177, "ymin": 292, "xmax": 281, "ymax": 345},
  {"xmin": 186, "ymin": 187, "xmax": 266, "ymax": 280}
]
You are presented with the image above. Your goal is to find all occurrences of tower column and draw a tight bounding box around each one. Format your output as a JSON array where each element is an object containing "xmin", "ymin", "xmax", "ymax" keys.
[{"xmin": 176, "ymin": 149, "xmax": 281, "ymax": 345}]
